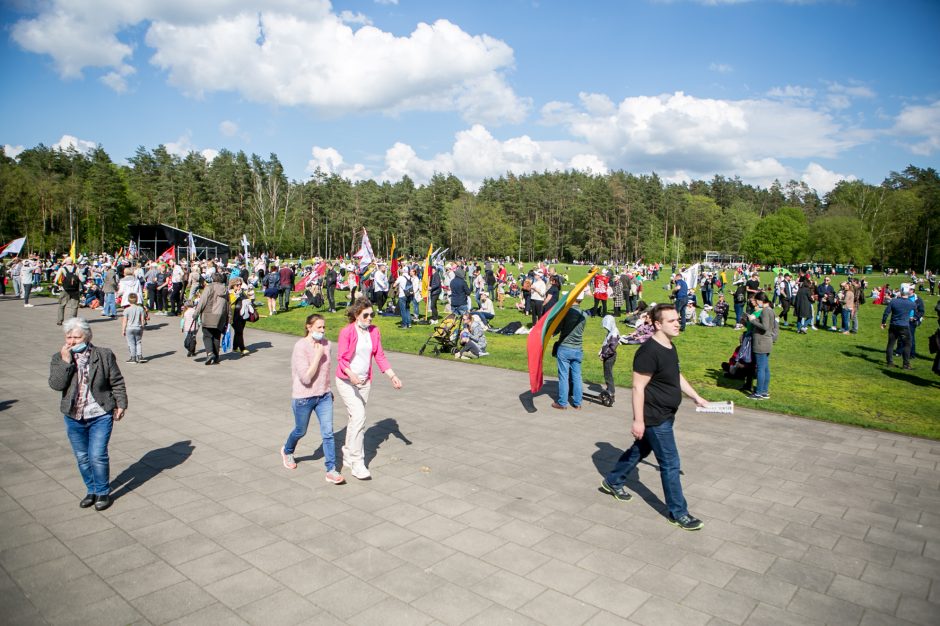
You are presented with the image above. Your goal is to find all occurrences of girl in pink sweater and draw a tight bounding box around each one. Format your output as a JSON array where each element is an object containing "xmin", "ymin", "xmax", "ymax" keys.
[
  {"xmin": 335, "ymin": 297, "xmax": 403, "ymax": 480},
  {"xmin": 280, "ymin": 314, "xmax": 345, "ymax": 484}
]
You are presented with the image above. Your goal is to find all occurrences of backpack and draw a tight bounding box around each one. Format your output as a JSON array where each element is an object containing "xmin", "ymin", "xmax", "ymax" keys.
[
  {"xmin": 496, "ymin": 321, "xmax": 523, "ymax": 335},
  {"xmin": 61, "ymin": 268, "xmax": 81, "ymax": 294},
  {"xmin": 404, "ymin": 280, "xmax": 414, "ymax": 297}
]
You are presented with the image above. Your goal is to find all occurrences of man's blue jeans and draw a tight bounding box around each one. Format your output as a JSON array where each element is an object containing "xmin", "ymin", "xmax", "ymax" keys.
[
  {"xmin": 734, "ymin": 302, "xmax": 744, "ymax": 325},
  {"xmin": 284, "ymin": 393, "xmax": 336, "ymax": 472},
  {"xmin": 555, "ymin": 345, "xmax": 583, "ymax": 408},
  {"xmin": 754, "ymin": 352, "xmax": 770, "ymax": 396},
  {"xmin": 103, "ymin": 292, "xmax": 117, "ymax": 317},
  {"xmin": 64, "ymin": 413, "xmax": 113, "ymax": 496},
  {"xmin": 675, "ymin": 298, "xmax": 688, "ymax": 330},
  {"xmin": 398, "ymin": 296, "xmax": 411, "ymax": 328},
  {"xmin": 604, "ymin": 417, "xmax": 688, "ymax": 520},
  {"xmin": 453, "ymin": 303, "xmax": 469, "ymax": 317}
]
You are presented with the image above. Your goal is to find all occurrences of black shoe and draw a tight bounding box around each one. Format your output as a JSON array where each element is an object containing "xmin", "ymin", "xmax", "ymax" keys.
[
  {"xmin": 126, "ymin": 358, "xmax": 136, "ymax": 363},
  {"xmin": 668, "ymin": 513, "xmax": 704, "ymax": 531},
  {"xmin": 600, "ymin": 480, "xmax": 633, "ymax": 502},
  {"xmin": 204, "ymin": 357, "xmax": 215, "ymax": 366},
  {"xmin": 94, "ymin": 495, "xmax": 112, "ymax": 511},
  {"xmin": 903, "ymin": 364, "xmax": 914, "ymax": 370},
  {"xmin": 79, "ymin": 494, "xmax": 97, "ymax": 508},
  {"xmin": 746, "ymin": 393, "xmax": 768, "ymax": 400}
]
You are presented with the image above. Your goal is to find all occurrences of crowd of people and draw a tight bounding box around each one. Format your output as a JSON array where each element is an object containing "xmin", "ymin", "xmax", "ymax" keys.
[{"xmin": 4, "ymin": 247, "xmax": 937, "ymax": 520}]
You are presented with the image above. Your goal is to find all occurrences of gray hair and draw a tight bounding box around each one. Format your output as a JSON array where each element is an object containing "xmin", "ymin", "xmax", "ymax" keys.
[{"xmin": 62, "ymin": 317, "xmax": 92, "ymax": 341}]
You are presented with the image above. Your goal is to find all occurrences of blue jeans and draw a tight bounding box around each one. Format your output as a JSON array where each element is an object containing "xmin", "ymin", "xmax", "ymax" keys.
[
  {"xmin": 103, "ymin": 292, "xmax": 117, "ymax": 317},
  {"xmin": 411, "ymin": 295, "xmax": 420, "ymax": 317},
  {"xmin": 841, "ymin": 309, "xmax": 850, "ymax": 332},
  {"xmin": 284, "ymin": 393, "xmax": 336, "ymax": 471},
  {"xmin": 398, "ymin": 296, "xmax": 411, "ymax": 327},
  {"xmin": 453, "ymin": 303, "xmax": 469, "ymax": 317},
  {"xmin": 734, "ymin": 302, "xmax": 744, "ymax": 324},
  {"xmin": 754, "ymin": 352, "xmax": 770, "ymax": 396},
  {"xmin": 675, "ymin": 298, "xmax": 688, "ymax": 330},
  {"xmin": 555, "ymin": 345, "xmax": 583, "ymax": 408},
  {"xmin": 605, "ymin": 418, "xmax": 688, "ymax": 520},
  {"xmin": 64, "ymin": 413, "xmax": 113, "ymax": 496}
]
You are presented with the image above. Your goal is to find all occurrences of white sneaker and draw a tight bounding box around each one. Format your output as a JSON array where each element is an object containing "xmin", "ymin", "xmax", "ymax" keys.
[
  {"xmin": 24, "ymin": 304, "xmax": 33, "ymax": 307},
  {"xmin": 325, "ymin": 470, "xmax": 346, "ymax": 484},
  {"xmin": 350, "ymin": 463, "xmax": 371, "ymax": 480}
]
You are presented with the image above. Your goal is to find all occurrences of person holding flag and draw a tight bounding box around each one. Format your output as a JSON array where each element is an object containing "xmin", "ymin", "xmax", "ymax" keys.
[{"xmin": 551, "ymin": 290, "xmax": 588, "ymax": 410}]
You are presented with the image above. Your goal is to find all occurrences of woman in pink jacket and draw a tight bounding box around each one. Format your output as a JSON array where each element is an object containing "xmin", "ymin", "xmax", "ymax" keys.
[{"xmin": 335, "ymin": 296, "xmax": 402, "ymax": 479}]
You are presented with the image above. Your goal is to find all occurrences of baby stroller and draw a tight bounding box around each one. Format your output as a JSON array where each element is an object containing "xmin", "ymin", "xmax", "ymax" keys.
[
  {"xmin": 418, "ymin": 313, "xmax": 461, "ymax": 356},
  {"xmin": 721, "ymin": 333, "xmax": 756, "ymax": 391}
]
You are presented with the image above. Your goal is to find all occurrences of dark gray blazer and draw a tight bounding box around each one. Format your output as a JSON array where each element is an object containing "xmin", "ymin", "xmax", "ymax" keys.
[{"xmin": 49, "ymin": 346, "xmax": 128, "ymax": 417}]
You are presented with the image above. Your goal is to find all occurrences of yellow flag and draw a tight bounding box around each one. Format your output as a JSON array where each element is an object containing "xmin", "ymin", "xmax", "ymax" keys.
[
  {"xmin": 69, "ymin": 239, "xmax": 76, "ymax": 261},
  {"xmin": 421, "ymin": 244, "xmax": 433, "ymax": 299}
]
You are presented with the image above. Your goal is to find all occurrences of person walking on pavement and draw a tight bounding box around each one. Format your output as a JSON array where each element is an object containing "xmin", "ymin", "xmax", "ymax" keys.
[
  {"xmin": 334, "ymin": 297, "xmax": 403, "ymax": 480},
  {"xmin": 600, "ymin": 304, "xmax": 710, "ymax": 531},
  {"xmin": 49, "ymin": 317, "xmax": 127, "ymax": 512},
  {"xmin": 55, "ymin": 257, "xmax": 82, "ymax": 325}
]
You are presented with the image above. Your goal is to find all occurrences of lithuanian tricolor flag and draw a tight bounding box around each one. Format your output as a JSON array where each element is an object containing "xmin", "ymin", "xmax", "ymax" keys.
[{"xmin": 526, "ymin": 267, "xmax": 599, "ymax": 394}]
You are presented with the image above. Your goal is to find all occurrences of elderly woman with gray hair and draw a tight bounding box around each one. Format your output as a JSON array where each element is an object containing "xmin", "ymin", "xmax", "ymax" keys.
[{"xmin": 48, "ymin": 317, "xmax": 127, "ymax": 511}]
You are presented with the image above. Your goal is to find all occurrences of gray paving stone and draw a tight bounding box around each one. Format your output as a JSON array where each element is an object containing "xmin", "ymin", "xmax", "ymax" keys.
[
  {"xmin": 412, "ymin": 582, "xmax": 493, "ymax": 624},
  {"xmin": 519, "ymin": 588, "xmax": 600, "ymax": 625},
  {"xmin": 787, "ymin": 587, "xmax": 865, "ymax": 626},
  {"xmin": 130, "ymin": 579, "xmax": 216, "ymax": 623},
  {"xmin": 630, "ymin": 595, "xmax": 711, "ymax": 626},
  {"xmin": 3, "ymin": 297, "xmax": 939, "ymax": 626},
  {"xmin": 681, "ymin": 582, "xmax": 758, "ymax": 624}
]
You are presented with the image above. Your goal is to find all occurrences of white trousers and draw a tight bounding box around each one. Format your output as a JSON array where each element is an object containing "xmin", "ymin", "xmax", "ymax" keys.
[{"xmin": 335, "ymin": 377, "xmax": 371, "ymax": 466}]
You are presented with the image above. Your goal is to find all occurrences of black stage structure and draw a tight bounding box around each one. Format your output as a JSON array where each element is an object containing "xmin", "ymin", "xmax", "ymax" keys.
[{"xmin": 129, "ymin": 224, "xmax": 231, "ymax": 261}]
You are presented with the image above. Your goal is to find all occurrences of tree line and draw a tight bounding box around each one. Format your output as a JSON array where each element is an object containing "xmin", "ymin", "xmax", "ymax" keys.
[{"xmin": 0, "ymin": 144, "xmax": 937, "ymax": 269}]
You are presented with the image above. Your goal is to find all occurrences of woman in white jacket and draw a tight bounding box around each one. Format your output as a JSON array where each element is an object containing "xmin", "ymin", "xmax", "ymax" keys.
[{"xmin": 116, "ymin": 267, "xmax": 143, "ymax": 308}]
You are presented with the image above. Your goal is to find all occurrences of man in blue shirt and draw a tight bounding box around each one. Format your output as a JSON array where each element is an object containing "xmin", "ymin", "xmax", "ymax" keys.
[
  {"xmin": 672, "ymin": 273, "xmax": 689, "ymax": 331},
  {"xmin": 881, "ymin": 286, "xmax": 917, "ymax": 369}
]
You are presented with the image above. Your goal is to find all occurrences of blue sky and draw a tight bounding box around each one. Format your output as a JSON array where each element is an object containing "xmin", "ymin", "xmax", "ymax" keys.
[{"xmin": 1, "ymin": 0, "xmax": 938, "ymax": 194}]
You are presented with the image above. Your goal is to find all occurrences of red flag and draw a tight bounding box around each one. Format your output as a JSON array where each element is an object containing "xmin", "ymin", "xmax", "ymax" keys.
[
  {"xmin": 391, "ymin": 257, "xmax": 399, "ymax": 281},
  {"xmin": 158, "ymin": 246, "xmax": 175, "ymax": 262}
]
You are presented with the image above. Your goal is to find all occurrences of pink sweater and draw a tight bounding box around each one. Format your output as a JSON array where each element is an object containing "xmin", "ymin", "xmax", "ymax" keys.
[
  {"xmin": 291, "ymin": 337, "xmax": 331, "ymax": 398},
  {"xmin": 335, "ymin": 324, "xmax": 390, "ymax": 382}
]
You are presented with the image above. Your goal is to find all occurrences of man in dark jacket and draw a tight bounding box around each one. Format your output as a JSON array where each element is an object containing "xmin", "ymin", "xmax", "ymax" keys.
[
  {"xmin": 882, "ymin": 286, "xmax": 916, "ymax": 369},
  {"xmin": 428, "ymin": 265, "xmax": 442, "ymax": 322},
  {"xmin": 277, "ymin": 264, "xmax": 294, "ymax": 312},
  {"xmin": 449, "ymin": 268, "xmax": 472, "ymax": 316}
]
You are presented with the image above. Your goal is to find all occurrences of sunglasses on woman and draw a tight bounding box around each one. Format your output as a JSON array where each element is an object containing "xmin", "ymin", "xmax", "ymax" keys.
[{"xmin": 360, "ymin": 312, "xmax": 374, "ymax": 318}]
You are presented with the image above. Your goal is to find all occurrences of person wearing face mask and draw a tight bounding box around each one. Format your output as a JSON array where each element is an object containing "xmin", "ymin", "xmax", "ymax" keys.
[
  {"xmin": 49, "ymin": 317, "xmax": 127, "ymax": 511},
  {"xmin": 335, "ymin": 297, "xmax": 403, "ymax": 480},
  {"xmin": 280, "ymin": 314, "xmax": 344, "ymax": 484}
]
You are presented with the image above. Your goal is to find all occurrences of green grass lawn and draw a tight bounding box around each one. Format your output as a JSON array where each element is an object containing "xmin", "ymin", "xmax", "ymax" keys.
[{"xmin": 243, "ymin": 267, "xmax": 939, "ymax": 440}]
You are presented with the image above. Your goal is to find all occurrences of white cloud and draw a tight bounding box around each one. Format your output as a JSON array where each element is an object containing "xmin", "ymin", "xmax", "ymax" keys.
[
  {"xmin": 708, "ymin": 62, "xmax": 733, "ymax": 73},
  {"xmin": 801, "ymin": 162, "xmax": 856, "ymax": 195},
  {"xmin": 539, "ymin": 90, "xmax": 859, "ymax": 187},
  {"xmin": 306, "ymin": 146, "xmax": 373, "ymax": 181},
  {"xmin": 12, "ymin": 1, "xmax": 526, "ymax": 125},
  {"xmin": 374, "ymin": 0, "xmax": 399, "ymax": 5},
  {"xmin": 892, "ymin": 100, "xmax": 940, "ymax": 156},
  {"xmin": 339, "ymin": 10, "xmax": 372, "ymax": 26},
  {"xmin": 767, "ymin": 84, "xmax": 816, "ymax": 100},
  {"xmin": 53, "ymin": 135, "xmax": 97, "ymax": 154},
  {"xmin": 163, "ymin": 132, "xmax": 218, "ymax": 162},
  {"xmin": 4, "ymin": 144, "xmax": 25, "ymax": 159},
  {"xmin": 219, "ymin": 120, "xmax": 239, "ymax": 137},
  {"xmin": 824, "ymin": 80, "xmax": 875, "ymax": 110}
]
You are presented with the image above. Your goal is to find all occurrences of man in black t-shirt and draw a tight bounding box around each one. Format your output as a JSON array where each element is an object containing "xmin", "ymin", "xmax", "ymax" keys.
[{"xmin": 600, "ymin": 304, "xmax": 709, "ymax": 531}]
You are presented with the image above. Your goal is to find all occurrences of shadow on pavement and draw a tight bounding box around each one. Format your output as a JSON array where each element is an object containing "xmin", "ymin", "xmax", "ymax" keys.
[
  {"xmin": 110, "ymin": 440, "xmax": 195, "ymax": 500},
  {"xmin": 0, "ymin": 399, "xmax": 18, "ymax": 411},
  {"xmin": 246, "ymin": 341, "xmax": 273, "ymax": 351},
  {"xmin": 591, "ymin": 441, "xmax": 669, "ymax": 517},
  {"xmin": 518, "ymin": 380, "xmax": 560, "ymax": 414},
  {"xmin": 365, "ymin": 418, "xmax": 412, "ymax": 465}
]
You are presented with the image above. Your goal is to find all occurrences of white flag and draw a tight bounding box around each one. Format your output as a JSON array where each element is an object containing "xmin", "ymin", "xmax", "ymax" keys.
[{"xmin": 0, "ymin": 236, "xmax": 26, "ymax": 257}]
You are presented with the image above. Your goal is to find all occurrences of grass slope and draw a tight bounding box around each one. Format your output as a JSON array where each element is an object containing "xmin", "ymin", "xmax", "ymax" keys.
[{"xmin": 253, "ymin": 267, "xmax": 939, "ymax": 439}]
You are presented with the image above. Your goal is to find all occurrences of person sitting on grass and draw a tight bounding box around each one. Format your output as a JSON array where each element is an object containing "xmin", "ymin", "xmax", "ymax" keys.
[
  {"xmin": 455, "ymin": 313, "xmax": 488, "ymax": 359},
  {"xmin": 622, "ymin": 312, "xmax": 655, "ymax": 345}
]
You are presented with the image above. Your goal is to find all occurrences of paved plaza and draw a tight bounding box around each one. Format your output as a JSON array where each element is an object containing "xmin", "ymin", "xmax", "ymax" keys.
[{"xmin": 1, "ymin": 294, "xmax": 938, "ymax": 625}]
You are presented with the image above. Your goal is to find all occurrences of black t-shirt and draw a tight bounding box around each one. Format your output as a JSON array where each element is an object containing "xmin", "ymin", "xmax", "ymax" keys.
[
  {"xmin": 633, "ymin": 339, "xmax": 681, "ymax": 426},
  {"xmin": 746, "ymin": 278, "xmax": 760, "ymax": 294}
]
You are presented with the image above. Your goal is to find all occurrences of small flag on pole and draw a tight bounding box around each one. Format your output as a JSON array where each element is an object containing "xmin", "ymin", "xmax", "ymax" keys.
[
  {"xmin": 352, "ymin": 229, "xmax": 374, "ymax": 271},
  {"xmin": 69, "ymin": 240, "xmax": 76, "ymax": 261},
  {"xmin": 0, "ymin": 236, "xmax": 26, "ymax": 257},
  {"xmin": 240, "ymin": 234, "xmax": 250, "ymax": 258},
  {"xmin": 188, "ymin": 232, "xmax": 197, "ymax": 259},
  {"xmin": 158, "ymin": 245, "xmax": 175, "ymax": 262}
]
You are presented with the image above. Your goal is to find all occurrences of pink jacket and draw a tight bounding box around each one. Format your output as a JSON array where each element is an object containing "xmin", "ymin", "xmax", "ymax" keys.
[{"xmin": 335, "ymin": 324, "xmax": 391, "ymax": 382}]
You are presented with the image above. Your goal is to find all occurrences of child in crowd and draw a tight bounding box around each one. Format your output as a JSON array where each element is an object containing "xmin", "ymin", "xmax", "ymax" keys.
[
  {"xmin": 599, "ymin": 315, "xmax": 620, "ymax": 402},
  {"xmin": 121, "ymin": 292, "xmax": 149, "ymax": 363}
]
